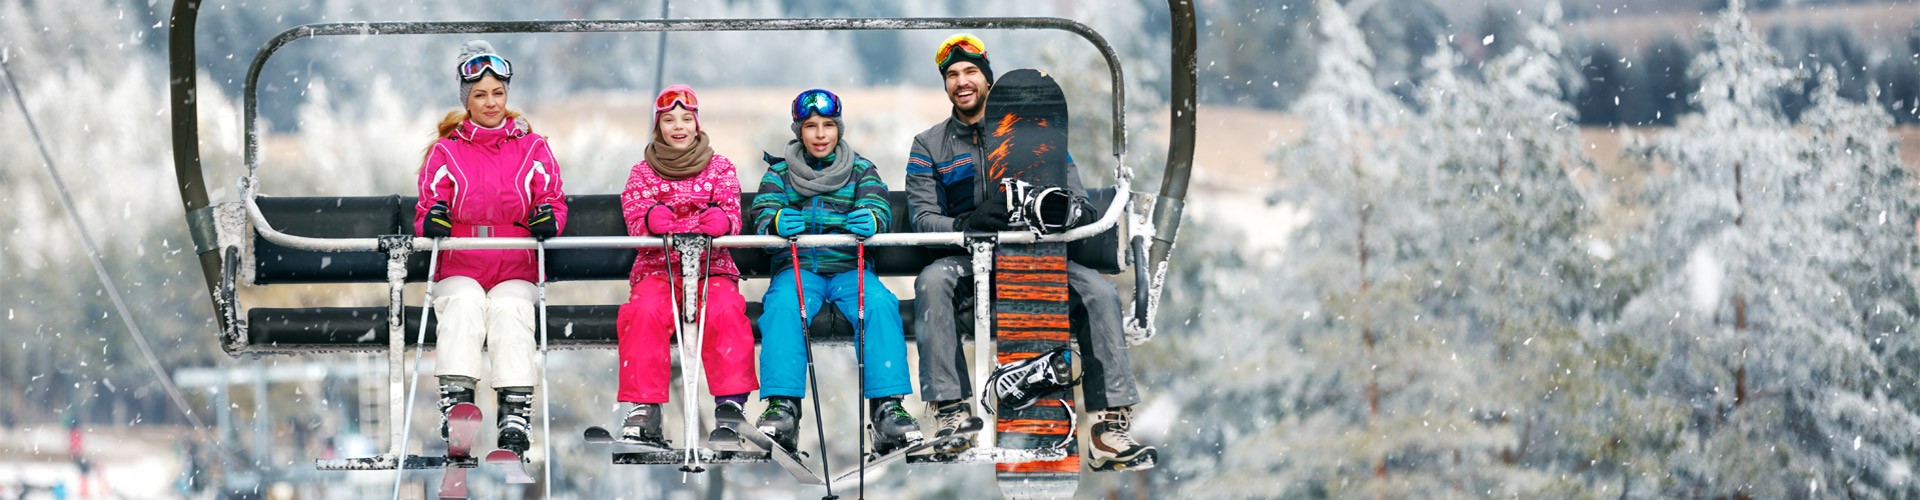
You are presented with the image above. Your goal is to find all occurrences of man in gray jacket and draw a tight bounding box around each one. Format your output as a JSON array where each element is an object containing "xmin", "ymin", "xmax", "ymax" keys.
[{"xmin": 905, "ymin": 33, "xmax": 1156, "ymax": 471}]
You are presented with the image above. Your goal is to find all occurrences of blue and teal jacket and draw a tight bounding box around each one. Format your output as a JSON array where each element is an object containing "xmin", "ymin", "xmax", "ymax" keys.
[{"xmin": 751, "ymin": 148, "xmax": 893, "ymax": 275}]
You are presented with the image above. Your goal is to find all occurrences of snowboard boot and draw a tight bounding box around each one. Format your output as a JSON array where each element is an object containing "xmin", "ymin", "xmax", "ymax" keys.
[
  {"xmin": 495, "ymin": 388, "xmax": 535, "ymax": 456},
  {"xmin": 868, "ymin": 397, "xmax": 924, "ymax": 456},
  {"xmin": 1087, "ymin": 406, "xmax": 1157, "ymax": 471},
  {"xmin": 929, "ymin": 400, "xmax": 977, "ymax": 455},
  {"xmin": 756, "ymin": 397, "xmax": 802, "ymax": 452},
  {"xmin": 988, "ymin": 346, "xmax": 1079, "ymax": 412},
  {"xmin": 437, "ymin": 377, "xmax": 476, "ymax": 441},
  {"xmin": 620, "ymin": 403, "xmax": 670, "ymax": 448}
]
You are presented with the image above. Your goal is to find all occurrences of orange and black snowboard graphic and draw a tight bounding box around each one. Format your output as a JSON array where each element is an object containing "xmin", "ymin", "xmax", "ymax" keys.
[{"xmin": 985, "ymin": 68, "xmax": 1079, "ymax": 498}]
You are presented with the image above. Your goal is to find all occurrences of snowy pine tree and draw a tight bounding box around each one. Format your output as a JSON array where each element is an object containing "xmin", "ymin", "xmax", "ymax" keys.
[{"xmin": 1618, "ymin": 3, "xmax": 1918, "ymax": 495}]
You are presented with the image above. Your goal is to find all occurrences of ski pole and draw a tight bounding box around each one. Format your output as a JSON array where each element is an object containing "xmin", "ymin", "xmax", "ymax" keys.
[
  {"xmin": 536, "ymin": 239, "xmax": 553, "ymax": 498},
  {"xmin": 854, "ymin": 238, "xmax": 868, "ymax": 500},
  {"xmin": 667, "ymin": 235, "xmax": 704, "ymax": 474},
  {"xmin": 792, "ymin": 239, "xmax": 837, "ymax": 500},
  {"xmin": 391, "ymin": 238, "xmax": 441, "ymax": 500}
]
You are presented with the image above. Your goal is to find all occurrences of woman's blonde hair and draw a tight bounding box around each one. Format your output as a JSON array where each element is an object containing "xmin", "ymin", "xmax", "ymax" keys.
[{"xmin": 420, "ymin": 108, "xmax": 527, "ymax": 165}]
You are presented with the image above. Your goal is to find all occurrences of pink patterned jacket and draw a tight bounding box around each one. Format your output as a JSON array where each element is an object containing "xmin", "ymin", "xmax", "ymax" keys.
[{"xmin": 621, "ymin": 155, "xmax": 743, "ymax": 284}]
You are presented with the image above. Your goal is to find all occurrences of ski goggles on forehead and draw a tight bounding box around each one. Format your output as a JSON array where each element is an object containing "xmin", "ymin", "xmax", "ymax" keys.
[
  {"xmin": 791, "ymin": 89, "xmax": 842, "ymax": 121},
  {"xmin": 655, "ymin": 88, "xmax": 699, "ymax": 113},
  {"xmin": 458, "ymin": 54, "xmax": 512, "ymax": 82},
  {"xmin": 935, "ymin": 35, "xmax": 987, "ymax": 67}
]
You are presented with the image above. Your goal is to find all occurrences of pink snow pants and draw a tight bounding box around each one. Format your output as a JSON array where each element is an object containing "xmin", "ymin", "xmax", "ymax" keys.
[{"xmin": 617, "ymin": 274, "xmax": 759, "ymax": 403}]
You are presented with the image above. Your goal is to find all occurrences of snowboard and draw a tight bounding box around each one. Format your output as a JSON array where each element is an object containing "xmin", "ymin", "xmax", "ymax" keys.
[
  {"xmin": 982, "ymin": 68, "xmax": 1081, "ymax": 500},
  {"xmin": 439, "ymin": 402, "xmax": 482, "ymax": 499}
]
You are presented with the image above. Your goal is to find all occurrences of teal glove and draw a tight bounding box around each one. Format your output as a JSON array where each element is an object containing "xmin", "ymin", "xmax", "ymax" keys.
[
  {"xmin": 775, "ymin": 207, "xmax": 808, "ymax": 237},
  {"xmin": 845, "ymin": 208, "xmax": 878, "ymax": 237}
]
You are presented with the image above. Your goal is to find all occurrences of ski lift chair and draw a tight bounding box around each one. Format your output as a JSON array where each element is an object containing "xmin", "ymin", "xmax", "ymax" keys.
[{"xmin": 169, "ymin": 5, "xmax": 1197, "ymax": 478}]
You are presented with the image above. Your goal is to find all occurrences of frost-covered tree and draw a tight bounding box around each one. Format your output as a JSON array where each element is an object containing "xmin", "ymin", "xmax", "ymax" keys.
[
  {"xmin": 1619, "ymin": 3, "xmax": 1919, "ymax": 496},
  {"xmin": 1177, "ymin": 0, "xmax": 1477, "ymax": 495},
  {"xmin": 1406, "ymin": 5, "xmax": 1641, "ymax": 494}
]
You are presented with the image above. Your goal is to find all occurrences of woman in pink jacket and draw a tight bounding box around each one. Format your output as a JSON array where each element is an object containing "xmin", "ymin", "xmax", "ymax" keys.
[
  {"xmin": 614, "ymin": 84, "xmax": 757, "ymax": 446},
  {"xmin": 412, "ymin": 40, "xmax": 567, "ymax": 456}
]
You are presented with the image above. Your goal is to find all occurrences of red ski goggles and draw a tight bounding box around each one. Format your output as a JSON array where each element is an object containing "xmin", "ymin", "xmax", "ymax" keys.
[
  {"xmin": 790, "ymin": 89, "xmax": 842, "ymax": 121},
  {"xmin": 458, "ymin": 53, "xmax": 512, "ymax": 82},
  {"xmin": 935, "ymin": 34, "xmax": 988, "ymax": 67},
  {"xmin": 655, "ymin": 87, "xmax": 700, "ymax": 113}
]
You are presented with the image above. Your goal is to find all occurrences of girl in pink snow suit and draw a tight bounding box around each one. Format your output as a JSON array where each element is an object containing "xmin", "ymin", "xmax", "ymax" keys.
[
  {"xmin": 614, "ymin": 84, "xmax": 758, "ymax": 446},
  {"xmin": 412, "ymin": 40, "xmax": 567, "ymax": 456}
]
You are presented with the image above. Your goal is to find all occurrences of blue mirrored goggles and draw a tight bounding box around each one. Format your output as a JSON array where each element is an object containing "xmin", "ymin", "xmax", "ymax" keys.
[
  {"xmin": 458, "ymin": 54, "xmax": 512, "ymax": 82},
  {"xmin": 791, "ymin": 89, "xmax": 842, "ymax": 121}
]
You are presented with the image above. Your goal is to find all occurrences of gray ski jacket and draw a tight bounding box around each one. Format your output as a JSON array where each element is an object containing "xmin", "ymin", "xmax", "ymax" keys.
[{"xmin": 905, "ymin": 114, "xmax": 1088, "ymax": 233}]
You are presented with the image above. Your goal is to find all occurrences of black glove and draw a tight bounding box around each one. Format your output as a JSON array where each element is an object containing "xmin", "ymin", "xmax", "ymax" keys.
[
  {"xmin": 958, "ymin": 190, "xmax": 1013, "ymax": 231},
  {"xmin": 1068, "ymin": 195, "xmax": 1099, "ymax": 228},
  {"xmin": 421, "ymin": 202, "xmax": 453, "ymax": 238},
  {"xmin": 526, "ymin": 203, "xmax": 559, "ymax": 240}
]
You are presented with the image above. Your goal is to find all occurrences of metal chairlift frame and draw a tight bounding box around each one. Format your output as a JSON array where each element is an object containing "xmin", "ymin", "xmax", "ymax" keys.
[{"xmin": 168, "ymin": 0, "xmax": 1198, "ymax": 472}]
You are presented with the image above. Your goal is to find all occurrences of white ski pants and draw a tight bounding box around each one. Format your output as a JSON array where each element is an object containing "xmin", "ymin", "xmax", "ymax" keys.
[{"xmin": 432, "ymin": 276, "xmax": 539, "ymax": 388}]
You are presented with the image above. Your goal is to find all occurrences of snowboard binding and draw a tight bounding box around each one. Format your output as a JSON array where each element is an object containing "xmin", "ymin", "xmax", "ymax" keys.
[
  {"xmin": 1000, "ymin": 178, "xmax": 1082, "ymax": 235},
  {"xmin": 986, "ymin": 346, "xmax": 1081, "ymax": 413}
]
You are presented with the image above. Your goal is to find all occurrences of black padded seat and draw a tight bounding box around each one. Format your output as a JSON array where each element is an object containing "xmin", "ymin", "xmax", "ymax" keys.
[
  {"xmin": 244, "ymin": 188, "xmax": 1122, "ymax": 349},
  {"xmin": 246, "ymin": 299, "xmax": 922, "ymax": 349}
]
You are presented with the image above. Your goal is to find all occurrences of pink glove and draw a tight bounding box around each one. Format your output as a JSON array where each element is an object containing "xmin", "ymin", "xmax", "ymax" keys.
[
  {"xmin": 696, "ymin": 207, "xmax": 733, "ymax": 237},
  {"xmin": 642, "ymin": 204, "xmax": 676, "ymax": 235}
]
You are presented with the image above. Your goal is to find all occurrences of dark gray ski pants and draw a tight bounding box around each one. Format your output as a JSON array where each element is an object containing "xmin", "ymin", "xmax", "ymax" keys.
[{"xmin": 913, "ymin": 255, "xmax": 1141, "ymax": 410}]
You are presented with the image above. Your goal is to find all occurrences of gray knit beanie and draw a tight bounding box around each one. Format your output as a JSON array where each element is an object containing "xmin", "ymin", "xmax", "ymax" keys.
[{"xmin": 456, "ymin": 40, "xmax": 509, "ymax": 103}]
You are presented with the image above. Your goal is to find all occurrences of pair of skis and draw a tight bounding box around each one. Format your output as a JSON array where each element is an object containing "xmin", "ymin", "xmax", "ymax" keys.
[
  {"xmin": 395, "ymin": 238, "xmax": 547, "ymax": 500},
  {"xmin": 438, "ymin": 402, "xmax": 537, "ymax": 498}
]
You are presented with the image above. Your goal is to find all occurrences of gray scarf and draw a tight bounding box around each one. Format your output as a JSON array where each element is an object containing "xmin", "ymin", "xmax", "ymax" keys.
[{"xmin": 783, "ymin": 140, "xmax": 858, "ymax": 197}]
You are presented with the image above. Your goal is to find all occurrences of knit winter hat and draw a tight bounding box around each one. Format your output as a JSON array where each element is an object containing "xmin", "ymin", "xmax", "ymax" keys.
[
  {"xmin": 456, "ymin": 40, "xmax": 509, "ymax": 103},
  {"xmin": 654, "ymin": 84, "xmax": 702, "ymax": 132},
  {"xmin": 935, "ymin": 33, "xmax": 993, "ymax": 85}
]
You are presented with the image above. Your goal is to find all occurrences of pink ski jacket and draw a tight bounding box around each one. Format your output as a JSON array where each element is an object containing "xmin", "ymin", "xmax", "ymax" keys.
[
  {"xmin": 413, "ymin": 117, "xmax": 568, "ymax": 289},
  {"xmin": 621, "ymin": 155, "xmax": 743, "ymax": 285}
]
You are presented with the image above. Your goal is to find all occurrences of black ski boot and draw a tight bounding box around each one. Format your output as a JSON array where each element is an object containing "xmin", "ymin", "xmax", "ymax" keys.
[
  {"xmin": 988, "ymin": 346, "xmax": 1079, "ymax": 411},
  {"xmin": 437, "ymin": 378, "xmax": 476, "ymax": 440},
  {"xmin": 868, "ymin": 397, "xmax": 923, "ymax": 456},
  {"xmin": 496, "ymin": 389, "xmax": 534, "ymax": 455},
  {"xmin": 755, "ymin": 397, "xmax": 802, "ymax": 452},
  {"xmin": 929, "ymin": 400, "xmax": 977, "ymax": 454},
  {"xmin": 1088, "ymin": 406, "xmax": 1158, "ymax": 471},
  {"xmin": 620, "ymin": 403, "xmax": 670, "ymax": 448}
]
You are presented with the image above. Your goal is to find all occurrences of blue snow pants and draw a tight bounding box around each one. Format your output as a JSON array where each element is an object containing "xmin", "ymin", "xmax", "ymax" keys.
[{"xmin": 757, "ymin": 268, "xmax": 912, "ymax": 400}]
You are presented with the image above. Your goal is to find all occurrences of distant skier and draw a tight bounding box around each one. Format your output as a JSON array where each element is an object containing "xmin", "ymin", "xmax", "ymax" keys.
[
  {"xmin": 612, "ymin": 84, "xmax": 759, "ymax": 447},
  {"xmin": 412, "ymin": 40, "xmax": 567, "ymax": 457},
  {"xmin": 904, "ymin": 33, "xmax": 1156, "ymax": 471},
  {"xmin": 751, "ymin": 88, "xmax": 923, "ymax": 454}
]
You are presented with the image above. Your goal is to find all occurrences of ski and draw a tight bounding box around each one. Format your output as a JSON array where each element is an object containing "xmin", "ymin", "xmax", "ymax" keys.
[
  {"xmin": 484, "ymin": 449, "xmax": 535, "ymax": 484},
  {"xmin": 707, "ymin": 404, "xmax": 748, "ymax": 452},
  {"xmin": 718, "ymin": 402, "xmax": 824, "ymax": 485},
  {"xmin": 438, "ymin": 402, "xmax": 483, "ymax": 499},
  {"xmin": 582, "ymin": 426, "xmax": 674, "ymax": 452},
  {"xmin": 829, "ymin": 416, "xmax": 981, "ymax": 485}
]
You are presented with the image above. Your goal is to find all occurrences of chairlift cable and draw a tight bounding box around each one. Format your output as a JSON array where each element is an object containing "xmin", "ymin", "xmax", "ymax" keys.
[{"xmin": 0, "ymin": 49, "xmax": 232, "ymax": 461}]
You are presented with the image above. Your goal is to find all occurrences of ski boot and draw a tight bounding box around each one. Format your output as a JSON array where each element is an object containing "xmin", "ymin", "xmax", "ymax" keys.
[
  {"xmin": 495, "ymin": 389, "xmax": 535, "ymax": 455},
  {"xmin": 868, "ymin": 397, "xmax": 924, "ymax": 456},
  {"xmin": 929, "ymin": 400, "xmax": 977, "ymax": 454},
  {"xmin": 620, "ymin": 403, "xmax": 670, "ymax": 449},
  {"xmin": 756, "ymin": 397, "xmax": 802, "ymax": 452},
  {"xmin": 1087, "ymin": 406, "xmax": 1158, "ymax": 471},
  {"xmin": 437, "ymin": 378, "xmax": 476, "ymax": 440},
  {"xmin": 988, "ymin": 346, "xmax": 1079, "ymax": 411}
]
